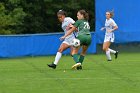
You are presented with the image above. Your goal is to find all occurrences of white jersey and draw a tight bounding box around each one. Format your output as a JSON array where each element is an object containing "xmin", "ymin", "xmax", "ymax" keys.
[
  {"xmin": 104, "ymin": 18, "xmax": 117, "ymax": 42},
  {"xmin": 62, "ymin": 17, "xmax": 75, "ymax": 39},
  {"xmin": 105, "ymin": 18, "xmax": 117, "ymax": 36},
  {"xmin": 62, "ymin": 17, "xmax": 75, "ymax": 45}
]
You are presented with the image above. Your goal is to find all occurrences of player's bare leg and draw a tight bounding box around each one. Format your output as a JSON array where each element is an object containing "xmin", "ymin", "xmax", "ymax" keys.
[
  {"xmin": 103, "ymin": 41, "xmax": 112, "ymax": 61},
  {"xmin": 76, "ymin": 45, "xmax": 88, "ymax": 70},
  {"xmin": 70, "ymin": 46, "xmax": 74, "ymax": 57},
  {"xmin": 71, "ymin": 46, "xmax": 81, "ymax": 69},
  {"xmin": 103, "ymin": 41, "xmax": 118, "ymax": 61},
  {"xmin": 80, "ymin": 45, "xmax": 88, "ymax": 63},
  {"xmin": 48, "ymin": 43, "xmax": 70, "ymax": 69}
]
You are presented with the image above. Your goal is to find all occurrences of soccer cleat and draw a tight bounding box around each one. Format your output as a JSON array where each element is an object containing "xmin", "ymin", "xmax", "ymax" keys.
[
  {"xmin": 77, "ymin": 66, "xmax": 82, "ymax": 70},
  {"xmin": 72, "ymin": 63, "xmax": 81, "ymax": 69},
  {"xmin": 47, "ymin": 63, "xmax": 56, "ymax": 69},
  {"xmin": 107, "ymin": 59, "xmax": 112, "ymax": 61},
  {"xmin": 115, "ymin": 51, "xmax": 118, "ymax": 59}
]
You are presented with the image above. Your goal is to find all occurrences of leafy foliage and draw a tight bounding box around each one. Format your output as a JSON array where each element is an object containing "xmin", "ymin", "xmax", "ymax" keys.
[{"xmin": 0, "ymin": 0, "xmax": 94, "ymax": 34}]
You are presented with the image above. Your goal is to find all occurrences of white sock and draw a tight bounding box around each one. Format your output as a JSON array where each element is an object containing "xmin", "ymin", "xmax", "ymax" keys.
[
  {"xmin": 54, "ymin": 52, "xmax": 62, "ymax": 65},
  {"xmin": 109, "ymin": 48, "xmax": 116, "ymax": 54},
  {"xmin": 106, "ymin": 50, "xmax": 111, "ymax": 60}
]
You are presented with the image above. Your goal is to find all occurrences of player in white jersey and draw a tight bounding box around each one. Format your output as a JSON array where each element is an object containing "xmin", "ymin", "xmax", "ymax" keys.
[
  {"xmin": 48, "ymin": 10, "xmax": 76, "ymax": 69},
  {"xmin": 101, "ymin": 11, "xmax": 118, "ymax": 61}
]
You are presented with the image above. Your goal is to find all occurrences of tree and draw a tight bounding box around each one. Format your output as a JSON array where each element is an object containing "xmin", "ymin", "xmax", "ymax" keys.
[
  {"xmin": 43, "ymin": 0, "xmax": 95, "ymax": 33},
  {"xmin": 0, "ymin": 1, "xmax": 26, "ymax": 34},
  {"xmin": 0, "ymin": 0, "xmax": 95, "ymax": 34}
]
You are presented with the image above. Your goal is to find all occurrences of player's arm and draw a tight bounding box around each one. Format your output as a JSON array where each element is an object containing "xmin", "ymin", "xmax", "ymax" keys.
[
  {"xmin": 107, "ymin": 25, "xmax": 118, "ymax": 33},
  {"xmin": 100, "ymin": 27, "xmax": 106, "ymax": 31},
  {"xmin": 112, "ymin": 25, "xmax": 118, "ymax": 31},
  {"xmin": 108, "ymin": 21, "xmax": 118, "ymax": 32},
  {"xmin": 60, "ymin": 25, "xmax": 76, "ymax": 40},
  {"xmin": 60, "ymin": 20, "xmax": 79, "ymax": 40},
  {"xmin": 112, "ymin": 20, "xmax": 118, "ymax": 31},
  {"xmin": 66, "ymin": 18, "xmax": 75, "ymax": 30}
]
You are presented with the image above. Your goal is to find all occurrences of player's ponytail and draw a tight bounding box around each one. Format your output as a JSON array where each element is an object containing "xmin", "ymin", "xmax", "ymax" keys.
[
  {"xmin": 78, "ymin": 9, "xmax": 89, "ymax": 21},
  {"xmin": 57, "ymin": 10, "xmax": 67, "ymax": 16},
  {"xmin": 107, "ymin": 9, "xmax": 114, "ymax": 18}
]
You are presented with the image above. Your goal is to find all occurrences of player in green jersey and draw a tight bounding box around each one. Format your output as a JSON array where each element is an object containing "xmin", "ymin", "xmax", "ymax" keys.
[{"xmin": 60, "ymin": 10, "xmax": 92, "ymax": 70}]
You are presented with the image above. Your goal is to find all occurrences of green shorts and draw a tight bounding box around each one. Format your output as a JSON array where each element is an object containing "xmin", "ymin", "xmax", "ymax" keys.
[{"xmin": 77, "ymin": 34, "xmax": 92, "ymax": 46}]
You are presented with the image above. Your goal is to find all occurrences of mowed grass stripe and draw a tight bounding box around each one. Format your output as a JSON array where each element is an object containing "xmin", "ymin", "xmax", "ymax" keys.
[{"xmin": 0, "ymin": 53, "xmax": 139, "ymax": 93}]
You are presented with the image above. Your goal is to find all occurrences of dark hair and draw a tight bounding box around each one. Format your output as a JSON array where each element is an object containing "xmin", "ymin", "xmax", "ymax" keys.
[
  {"xmin": 78, "ymin": 9, "xmax": 89, "ymax": 20},
  {"xmin": 57, "ymin": 10, "xmax": 67, "ymax": 16}
]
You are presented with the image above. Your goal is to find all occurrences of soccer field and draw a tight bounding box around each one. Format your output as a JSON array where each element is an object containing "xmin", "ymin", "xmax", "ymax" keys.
[{"xmin": 0, "ymin": 53, "xmax": 140, "ymax": 93}]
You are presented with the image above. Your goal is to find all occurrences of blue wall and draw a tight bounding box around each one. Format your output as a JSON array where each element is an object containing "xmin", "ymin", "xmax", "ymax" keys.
[
  {"xmin": 0, "ymin": 33, "xmax": 96, "ymax": 58},
  {"xmin": 95, "ymin": 0, "xmax": 140, "ymax": 43}
]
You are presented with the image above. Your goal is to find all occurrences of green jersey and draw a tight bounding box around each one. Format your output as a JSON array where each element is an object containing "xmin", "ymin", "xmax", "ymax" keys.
[
  {"xmin": 74, "ymin": 19, "xmax": 91, "ymax": 46},
  {"xmin": 74, "ymin": 19, "xmax": 91, "ymax": 35}
]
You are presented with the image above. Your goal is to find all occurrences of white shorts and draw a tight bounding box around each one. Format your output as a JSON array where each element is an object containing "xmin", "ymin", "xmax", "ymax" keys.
[
  {"xmin": 104, "ymin": 34, "xmax": 114, "ymax": 43},
  {"xmin": 62, "ymin": 37, "xmax": 75, "ymax": 46}
]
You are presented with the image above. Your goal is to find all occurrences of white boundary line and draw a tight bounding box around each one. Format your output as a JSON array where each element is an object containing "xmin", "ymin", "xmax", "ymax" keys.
[{"xmin": 44, "ymin": 78, "xmax": 122, "ymax": 80}]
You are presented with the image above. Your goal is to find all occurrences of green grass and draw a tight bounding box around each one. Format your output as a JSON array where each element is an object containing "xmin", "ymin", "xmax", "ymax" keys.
[{"xmin": 0, "ymin": 53, "xmax": 140, "ymax": 93}]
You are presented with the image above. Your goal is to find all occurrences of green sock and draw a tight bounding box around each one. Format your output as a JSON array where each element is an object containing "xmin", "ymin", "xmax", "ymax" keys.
[
  {"xmin": 79, "ymin": 55, "xmax": 85, "ymax": 64},
  {"xmin": 72, "ymin": 54, "xmax": 79, "ymax": 63}
]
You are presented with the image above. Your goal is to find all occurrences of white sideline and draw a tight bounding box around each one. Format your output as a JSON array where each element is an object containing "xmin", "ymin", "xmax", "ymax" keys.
[{"xmin": 44, "ymin": 78, "xmax": 122, "ymax": 80}]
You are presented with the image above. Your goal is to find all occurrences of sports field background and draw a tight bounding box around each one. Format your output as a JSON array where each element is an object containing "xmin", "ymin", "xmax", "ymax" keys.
[{"xmin": 0, "ymin": 53, "xmax": 139, "ymax": 93}]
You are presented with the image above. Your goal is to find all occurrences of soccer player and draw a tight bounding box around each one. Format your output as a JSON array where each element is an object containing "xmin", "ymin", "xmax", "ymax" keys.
[
  {"xmin": 101, "ymin": 11, "xmax": 118, "ymax": 61},
  {"xmin": 60, "ymin": 10, "xmax": 92, "ymax": 70},
  {"xmin": 47, "ymin": 10, "xmax": 76, "ymax": 69}
]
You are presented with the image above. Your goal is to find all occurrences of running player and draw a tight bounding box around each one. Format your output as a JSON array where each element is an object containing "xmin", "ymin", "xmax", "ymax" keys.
[
  {"xmin": 60, "ymin": 10, "xmax": 92, "ymax": 70},
  {"xmin": 48, "ymin": 10, "xmax": 76, "ymax": 69},
  {"xmin": 101, "ymin": 11, "xmax": 118, "ymax": 61}
]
